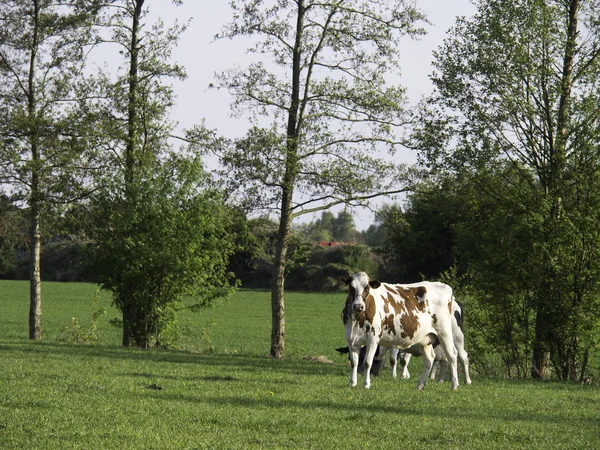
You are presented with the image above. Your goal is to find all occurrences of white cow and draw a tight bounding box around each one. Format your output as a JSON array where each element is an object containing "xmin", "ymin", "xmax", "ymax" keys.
[{"xmin": 341, "ymin": 272, "xmax": 459, "ymax": 390}]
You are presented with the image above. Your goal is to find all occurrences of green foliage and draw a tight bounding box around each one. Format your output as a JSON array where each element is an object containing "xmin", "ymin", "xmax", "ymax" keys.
[
  {"xmin": 286, "ymin": 244, "xmax": 380, "ymax": 291},
  {"xmin": 299, "ymin": 210, "xmax": 361, "ymax": 243},
  {"xmin": 85, "ymin": 154, "xmax": 238, "ymax": 348},
  {"xmin": 412, "ymin": 0, "xmax": 600, "ymax": 380},
  {"xmin": 0, "ymin": 195, "xmax": 27, "ymax": 275},
  {"xmin": 228, "ymin": 212, "xmax": 382, "ymax": 291},
  {"xmin": 376, "ymin": 191, "xmax": 459, "ymax": 282}
]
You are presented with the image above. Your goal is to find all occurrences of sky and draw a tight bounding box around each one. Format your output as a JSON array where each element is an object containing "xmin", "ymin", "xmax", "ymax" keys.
[{"xmin": 146, "ymin": 1, "xmax": 477, "ymax": 230}]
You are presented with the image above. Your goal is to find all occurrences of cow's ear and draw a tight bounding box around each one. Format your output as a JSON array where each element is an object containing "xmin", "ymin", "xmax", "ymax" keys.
[
  {"xmin": 369, "ymin": 280, "xmax": 381, "ymax": 289},
  {"xmin": 340, "ymin": 275, "xmax": 352, "ymax": 285}
]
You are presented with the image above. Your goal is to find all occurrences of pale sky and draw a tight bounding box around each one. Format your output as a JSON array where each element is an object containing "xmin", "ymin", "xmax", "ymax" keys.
[{"xmin": 147, "ymin": 1, "xmax": 476, "ymax": 229}]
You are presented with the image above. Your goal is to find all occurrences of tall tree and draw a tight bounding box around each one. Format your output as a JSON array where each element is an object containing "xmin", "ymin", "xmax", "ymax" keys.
[
  {"xmin": 210, "ymin": 0, "xmax": 426, "ymax": 358},
  {"xmin": 0, "ymin": 0, "xmax": 102, "ymax": 339},
  {"xmin": 415, "ymin": 0, "xmax": 600, "ymax": 380},
  {"xmin": 83, "ymin": 0, "xmax": 237, "ymax": 347}
]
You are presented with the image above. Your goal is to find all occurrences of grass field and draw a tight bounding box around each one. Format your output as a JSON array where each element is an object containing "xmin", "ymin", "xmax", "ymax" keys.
[{"xmin": 1, "ymin": 280, "xmax": 599, "ymax": 449}]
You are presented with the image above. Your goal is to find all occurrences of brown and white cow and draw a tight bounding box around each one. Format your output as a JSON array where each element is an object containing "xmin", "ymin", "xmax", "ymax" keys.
[
  {"xmin": 398, "ymin": 299, "xmax": 471, "ymax": 384},
  {"xmin": 341, "ymin": 272, "xmax": 459, "ymax": 390}
]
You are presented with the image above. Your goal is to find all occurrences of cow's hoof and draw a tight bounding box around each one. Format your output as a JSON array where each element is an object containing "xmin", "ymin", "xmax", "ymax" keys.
[
  {"xmin": 451, "ymin": 384, "xmax": 459, "ymax": 390},
  {"xmin": 417, "ymin": 384, "xmax": 426, "ymax": 390}
]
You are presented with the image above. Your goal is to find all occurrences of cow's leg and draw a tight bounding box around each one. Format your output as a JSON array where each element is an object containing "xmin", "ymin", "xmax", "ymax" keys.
[
  {"xmin": 389, "ymin": 348, "xmax": 399, "ymax": 379},
  {"xmin": 430, "ymin": 359, "xmax": 439, "ymax": 380},
  {"xmin": 417, "ymin": 344, "xmax": 435, "ymax": 390},
  {"xmin": 453, "ymin": 328, "xmax": 472, "ymax": 385},
  {"xmin": 458, "ymin": 347, "xmax": 471, "ymax": 385},
  {"xmin": 432, "ymin": 346, "xmax": 446, "ymax": 382},
  {"xmin": 362, "ymin": 343, "xmax": 379, "ymax": 389},
  {"xmin": 435, "ymin": 357, "xmax": 448, "ymax": 382},
  {"xmin": 349, "ymin": 347, "xmax": 360, "ymax": 387},
  {"xmin": 437, "ymin": 325, "xmax": 459, "ymax": 390},
  {"xmin": 400, "ymin": 352, "xmax": 412, "ymax": 379}
]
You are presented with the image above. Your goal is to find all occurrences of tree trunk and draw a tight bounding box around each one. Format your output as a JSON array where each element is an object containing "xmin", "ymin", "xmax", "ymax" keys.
[
  {"xmin": 269, "ymin": 0, "xmax": 305, "ymax": 359},
  {"xmin": 271, "ymin": 189, "xmax": 293, "ymax": 358},
  {"xmin": 531, "ymin": 323, "xmax": 551, "ymax": 380},
  {"xmin": 120, "ymin": 0, "xmax": 143, "ymax": 347},
  {"xmin": 29, "ymin": 200, "xmax": 42, "ymax": 340},
  {"xmin": 28, "ymin": 0, "xmax": 42, "ymax": 340},
  {"xmin": 125, "ymin": 0, "xmax": 143, "ymax": 181},
  {"xmin": 579, "ymin": 348, "xmax": 589, "ymax": 383}
]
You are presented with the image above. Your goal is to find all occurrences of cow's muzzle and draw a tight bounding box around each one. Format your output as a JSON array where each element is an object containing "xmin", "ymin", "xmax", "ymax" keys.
[{"xmin": 352, "ymin": 303, "xmax": 365, "ymax": 312}]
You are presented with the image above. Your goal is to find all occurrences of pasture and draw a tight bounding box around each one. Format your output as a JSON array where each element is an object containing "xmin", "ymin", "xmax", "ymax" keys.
[{"xmin": 0, "ymin": 280, "xmax": 598, "ymax": 449}]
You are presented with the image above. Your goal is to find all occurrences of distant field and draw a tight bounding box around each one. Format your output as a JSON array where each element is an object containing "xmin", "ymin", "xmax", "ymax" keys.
[{"xmin": 1, "ymin": 280, "xmax": 598, "ymax": 449}]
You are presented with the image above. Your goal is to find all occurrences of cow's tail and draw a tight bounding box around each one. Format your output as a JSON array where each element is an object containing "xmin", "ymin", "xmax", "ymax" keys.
[{"xmin": 453, "ymin": 295, "xmax": 464, "ymax": 330}]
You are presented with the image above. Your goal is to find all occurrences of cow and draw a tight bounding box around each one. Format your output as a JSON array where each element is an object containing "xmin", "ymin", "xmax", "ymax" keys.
[
  {"xmin": 398, "ymin": 299, "xmax": 471, "ymax": 384},
  {"xmin": 341, "ymin": 272, "xmax": 459, "ymax": 390}
]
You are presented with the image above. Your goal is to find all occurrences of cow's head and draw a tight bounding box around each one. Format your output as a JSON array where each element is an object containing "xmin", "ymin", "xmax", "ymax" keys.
[{"xmin": 341, "ymin": 272, "xmax": 381, "ymax": 313}]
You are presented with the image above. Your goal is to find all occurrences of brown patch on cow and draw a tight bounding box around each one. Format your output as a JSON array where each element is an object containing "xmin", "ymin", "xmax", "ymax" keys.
[
  {"xmin": 432, "ymin": 313, "xmax": 437, "ymax": 324},
  {"xmin": 397, "ymin": 286, "xmax": 427, "ymax": 302},
  {"xmin": 365, "ymin": 293, "xmax": 376, "ymax": 325},
  {"xmin": 382, "ymin": 313, "xmax": 396, "ymax": 335},
  {"xmin": 387, "ymin": 292, "xmax": 406, "ymax": 315},
  {"xmin": 355, "ymin": 311, "xmax": 365, "ymax": 327},
  {"xmin": 448, "ymin": 299, "xmax": 452, "ymax": 315},
  {"xmin": 385, "ymin": 285, "xmax": 399, "ymax": 296},
  {"xmin": 399, "ymin": 309, "xmax": 420, "ymax": 339},
  {"xmin": 388, "ymin": 285, "xmax": 426, "ymax": 339}
]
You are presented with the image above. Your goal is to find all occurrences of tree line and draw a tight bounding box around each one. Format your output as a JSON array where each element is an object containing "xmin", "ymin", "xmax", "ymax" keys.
[{"xmin": 1, "ymin": 0, "xmax": 599, "ymax": 382}]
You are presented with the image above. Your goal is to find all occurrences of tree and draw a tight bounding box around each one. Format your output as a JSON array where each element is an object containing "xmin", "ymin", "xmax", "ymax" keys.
[
  {"xmin": 0, "ymin": 0, "xmax": 103, "ymax": 339},
  {"xmin": 300, "ymin": 210, "xmax": 358, "ymax": 243},
  {"xmin": 85, "ymin": 155, "xmax": 238, "ymax": 348},
  {"xmin": 83, "ymin": 0, "xmax": 237, "ymax": 347},
  {"xmin": 379, "ymin": 185, "xmax": 459, "ymax": 282},
  {"xmin": 210, "ymin": 0, "xmax": 427, "ymax": 358},
  {"xmin": 415, "ymin": 0, "xmax": 600, "ymax": 380}
]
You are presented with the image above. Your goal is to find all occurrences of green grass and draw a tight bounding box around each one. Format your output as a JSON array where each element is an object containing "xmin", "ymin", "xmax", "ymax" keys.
[{"xmin": 1, "ymin": 280, "xmax": 599, "ymax": 449}]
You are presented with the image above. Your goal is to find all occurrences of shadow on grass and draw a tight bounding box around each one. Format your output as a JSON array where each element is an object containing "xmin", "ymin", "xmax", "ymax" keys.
[
  {"xmin": 139, "ymin": 389, "xmax": 598, "ymax": 432},
  {"xmin": 0, "ymin": 339, "xmax": 344, "ymax": 378}
]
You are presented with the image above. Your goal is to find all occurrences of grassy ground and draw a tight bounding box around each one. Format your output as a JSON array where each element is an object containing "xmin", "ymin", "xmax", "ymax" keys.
[{"xmin": 1, "ymin": 280, "xmax": 599, "ymax": 449}]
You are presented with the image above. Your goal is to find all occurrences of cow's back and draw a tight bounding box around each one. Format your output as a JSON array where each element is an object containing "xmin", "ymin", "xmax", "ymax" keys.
[{"xmin": 373, "ymin": 281, "xmax": 452, "ymax": 348}]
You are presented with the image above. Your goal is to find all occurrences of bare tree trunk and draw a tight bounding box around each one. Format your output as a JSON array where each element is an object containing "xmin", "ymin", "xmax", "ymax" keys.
[
  {"xmin": 269, "ymin": 0, "xmax": 305, "ymax": 359},
  {"xmin": 28, "ymin": 0, "xmax": 42, "ymax": 340},
  {"xmin": 270, "ymin": 191, "xmax": 292, "ymax": 358},
  {"xmin": 579, "ymin": 348, "xmax": 589, "ymax": 383},
  {"xmin": 29, "ymin": 199, "xmax": 42, "ymax": 340},
  {"xmin": 531, "ymin": 330, "xmax": 551, "ymax": 379}
]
